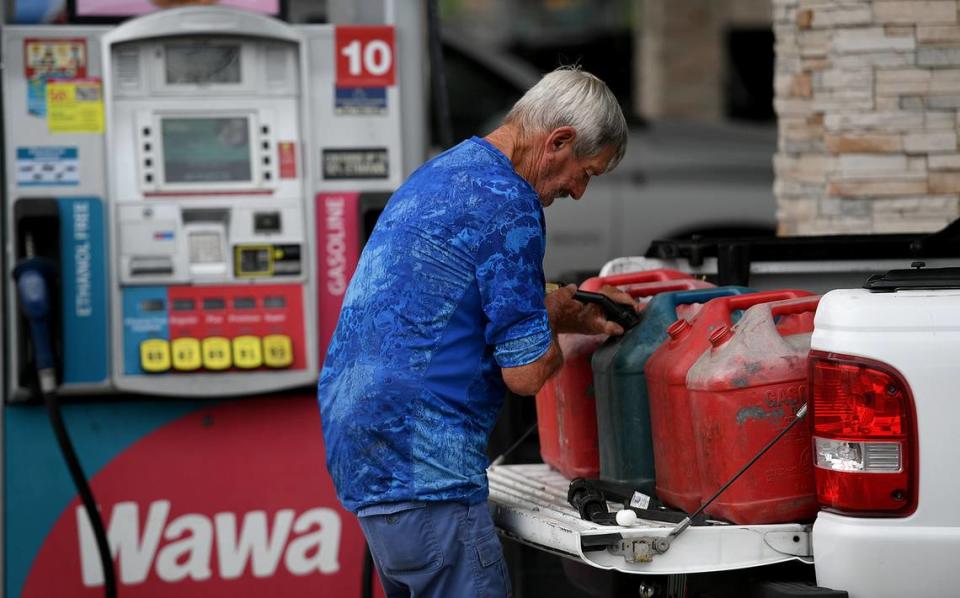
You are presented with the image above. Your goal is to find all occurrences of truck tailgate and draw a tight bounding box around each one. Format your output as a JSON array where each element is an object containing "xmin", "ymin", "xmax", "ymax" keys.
[{"xmin": 489, "ymin": 464, "xmax": 812, "ymax": 575}]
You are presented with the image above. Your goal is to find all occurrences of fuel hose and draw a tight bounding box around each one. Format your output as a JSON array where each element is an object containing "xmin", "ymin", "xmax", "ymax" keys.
[{"xmin": 13, "ymin": 256, "xmax": 117, "ymax": 598}]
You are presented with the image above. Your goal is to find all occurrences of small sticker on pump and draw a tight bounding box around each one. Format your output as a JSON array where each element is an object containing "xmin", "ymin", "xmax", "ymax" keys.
[
  {"xmin": 629, "ymin": 491, "xmax": 651, "ymax": 510},
  {"xmin": 16, "ymin": 146, "xmax": 79, "ymax": 186}
]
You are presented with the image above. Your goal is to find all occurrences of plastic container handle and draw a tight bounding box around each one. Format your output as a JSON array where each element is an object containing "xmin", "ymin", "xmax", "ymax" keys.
[
  {"xmin": 579, "ymin": 269, "xmax": 690, "ymax": 291},
  {"xmin": 769, "ymin": 295, "xmax": 822, "ymax": 318},
  {"xmin": 625, "ymin": 280, "xmax": 704, "ymax": 298},
  {"xmin": 726, "ymin": 290, "xmax": 811, "ymax": 313},
  {"xmin": 667, "ymin": 286, "xmax": 751, "ymax": 308}
]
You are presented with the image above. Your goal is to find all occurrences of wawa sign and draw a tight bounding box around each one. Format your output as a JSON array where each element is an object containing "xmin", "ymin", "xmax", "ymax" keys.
[{"xmin": 17, "ymin": 396, "xmax": 366, "ymax": 597}]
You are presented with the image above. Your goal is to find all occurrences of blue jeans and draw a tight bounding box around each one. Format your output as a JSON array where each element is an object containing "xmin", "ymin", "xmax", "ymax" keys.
[{"xmin": 358, "ymin": 501, "xmax": 512, "ymax": 598}]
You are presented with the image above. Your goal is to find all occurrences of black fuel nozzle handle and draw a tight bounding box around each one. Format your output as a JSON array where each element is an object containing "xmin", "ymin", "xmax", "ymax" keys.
[
  {"xmin": 568, "ymin": 478, "xmax": 609, "ymax": 522},
  {"xmin": 574, "ymin": 290, "xmax": 641, "ymax": 331}
]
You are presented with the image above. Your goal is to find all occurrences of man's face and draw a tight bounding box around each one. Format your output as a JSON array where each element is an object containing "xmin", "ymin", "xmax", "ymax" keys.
[{"xmin": 533, "ymin": 140, "xmax": 618, "ymax": 208}]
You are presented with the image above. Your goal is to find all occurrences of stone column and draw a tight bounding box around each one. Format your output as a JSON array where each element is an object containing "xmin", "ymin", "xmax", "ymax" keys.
[
  {"xmin": 774, "ymin": 0, "xmax": 960, "ymax": 235},
  {"xmin": 640, "ymin": 0, "xmax": 726, "ymax": 121}
]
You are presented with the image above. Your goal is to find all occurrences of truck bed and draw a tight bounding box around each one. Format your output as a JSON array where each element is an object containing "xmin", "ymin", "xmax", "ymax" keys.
[{"xmin": 488, "ymin": 464, "xmax": 813, "ymax": 575}]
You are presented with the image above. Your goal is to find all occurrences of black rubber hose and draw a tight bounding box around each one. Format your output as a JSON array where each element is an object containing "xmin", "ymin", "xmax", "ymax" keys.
[
  {"xmin": 42, "ymin": 388, "xmax": 117, "ymax": 598},
  {"xmin": 361, "ymin": 543, "xmax": 374, "ymax": 598}
]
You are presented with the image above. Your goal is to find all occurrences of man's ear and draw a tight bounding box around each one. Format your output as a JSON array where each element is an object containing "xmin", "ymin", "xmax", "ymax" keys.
[{"xmin": 547, "ymin": 126, "xmax": 577, "ymax": 153}]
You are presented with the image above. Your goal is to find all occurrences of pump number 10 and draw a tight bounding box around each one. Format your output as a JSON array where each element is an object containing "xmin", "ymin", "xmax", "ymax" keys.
[{"xmin": 335, "ymin": 26, "xmax": 396, "ymax": 88}]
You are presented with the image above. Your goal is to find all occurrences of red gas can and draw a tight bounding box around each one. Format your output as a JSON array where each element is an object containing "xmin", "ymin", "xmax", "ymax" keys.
[
  {"xmin": 536, "ymin": 270, "xmax": 702, "ymax": 478},
  {"xmin": 645, "ymin": 290, "xmax": 811, "ymax": 514},
  {"xmin": 686, "ymin": 295, "xmax": 821, "ymax": 524},
  {"xmin": 550, "ymin": 279, "xmax": 714, "ymax": 479}
]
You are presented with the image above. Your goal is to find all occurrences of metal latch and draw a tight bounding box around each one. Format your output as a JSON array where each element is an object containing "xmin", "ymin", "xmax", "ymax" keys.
[
  {"xmin": 610, "ymin": 536, "xmax": 672, "ymax": 563},
  {"xmin": 763, "ymin": 530, "xmax": 812, "ymax": 557}
]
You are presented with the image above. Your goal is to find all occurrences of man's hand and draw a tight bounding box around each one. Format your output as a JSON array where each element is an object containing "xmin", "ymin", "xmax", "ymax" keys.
[
  {"xmin": 546, "ymin": 284, "xmax": 640, "ymax": 336},
  {"xmin": 597, "ymin": 284, "xmax": 640, "ymax": 313}
]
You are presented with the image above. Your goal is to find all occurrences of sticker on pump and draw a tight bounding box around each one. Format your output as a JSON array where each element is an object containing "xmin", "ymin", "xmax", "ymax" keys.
[
  {"xmin": 317, "ymin": 193, "xmax": 360, "ymax": 365},
  {"xmin": 335, "ymin": 25, "xmax": 395, "ymax": 88},
  {"xmin": 24, "ymin": 38, "xmax": 87, "ymax": 79},
  {"xmin": 334, "ymin": 87, "xmax": 387, "ymax": 115},
  {"xmin": 323, "ymin": 148, "xmax": 388, "ymax": 179},
  {"xmin": 278, "ymin": 142, "xmax": 297, "ymax": 178},
  {"xmin": 24, "ymin": 38, "xmax": 88, "ymax": 117},
  {"xmin": 16, "ymin": 147, "xmax": 79, "ymax": 186},
  {"xmin": 46, "ymin": 78, "xmax": 104, "ymax": 134}
]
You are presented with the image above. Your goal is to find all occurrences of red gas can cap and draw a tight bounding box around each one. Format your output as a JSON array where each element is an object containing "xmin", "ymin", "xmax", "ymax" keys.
[
  {"xmin": 709, "ymin": 325, "xmax": 733, "ymax": 347},
  {"xmin": 667, "ymin": 319, "xmax": 691, "ymax": 340}
]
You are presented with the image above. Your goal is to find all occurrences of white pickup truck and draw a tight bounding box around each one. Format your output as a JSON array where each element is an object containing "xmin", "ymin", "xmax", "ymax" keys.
[
  {"xmin": 488, "ymin": 260, "xmax": 960, "ymax": 598},
  {"xmin": 808, "ymin": 268, "xmax": 960, "ymax": 597}
]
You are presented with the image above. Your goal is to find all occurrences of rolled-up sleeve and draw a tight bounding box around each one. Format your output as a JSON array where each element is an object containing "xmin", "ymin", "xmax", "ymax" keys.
[{"xmin": 475, "ymin": 198, "xmax": 552, "ymax": 368}]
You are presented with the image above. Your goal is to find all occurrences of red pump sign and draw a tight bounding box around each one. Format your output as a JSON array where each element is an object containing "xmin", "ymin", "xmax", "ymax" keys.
[{"xmin": 335, "ymin": 26, "xmax": 396, "ymax": 88}]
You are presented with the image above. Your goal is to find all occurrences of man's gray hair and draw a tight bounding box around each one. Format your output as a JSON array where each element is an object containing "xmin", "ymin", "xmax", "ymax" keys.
[{"xmin": 505, "ymin": 66, "xmax": 628, "ymax": 171}]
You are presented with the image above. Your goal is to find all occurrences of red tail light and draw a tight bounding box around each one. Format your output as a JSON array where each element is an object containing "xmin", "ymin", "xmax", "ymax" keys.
[{"xmin": 808, "ymin": 351, "xmax": 917, "ymax": 516}]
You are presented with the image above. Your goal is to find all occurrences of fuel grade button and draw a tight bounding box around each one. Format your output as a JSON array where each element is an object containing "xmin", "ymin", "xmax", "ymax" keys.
[
  {"xmin": 263, "ymin": 334, "xmax": 293, "ymax": 368},
  {"xmin": 171, "ymin": 337, "xmax": 202, "ymax": 371},
  {"xmin": 232, "ymin": 335, "xmax": 263, "ymax": 369},
  {"xmin": 140, "ymin": 339, "xmax": 171, "ymax": 373},
  {"xmin": 202, "ymin": 337, "xmax": 232, "ymax": 371}
]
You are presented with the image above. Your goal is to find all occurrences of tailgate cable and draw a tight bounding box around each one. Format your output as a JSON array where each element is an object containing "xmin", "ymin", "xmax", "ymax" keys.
[{"xmin": 656, "ymin": 403, "xmax": 809, "ymax": 553}]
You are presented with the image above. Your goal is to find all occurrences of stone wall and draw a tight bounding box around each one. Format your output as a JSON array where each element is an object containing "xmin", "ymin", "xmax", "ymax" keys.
[{"xmin": 774, "ymin": 0, "xmax": 960, "ymax": 234}]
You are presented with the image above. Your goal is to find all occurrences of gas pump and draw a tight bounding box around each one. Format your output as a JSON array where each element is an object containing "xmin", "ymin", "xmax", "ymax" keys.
[
  {"xmin": 3, "ymin": 6, "xmax": 405, "ymax": 596},
  {"xmin": 103, "ymin": 11, "xmax": 318, "ymax": 396}
]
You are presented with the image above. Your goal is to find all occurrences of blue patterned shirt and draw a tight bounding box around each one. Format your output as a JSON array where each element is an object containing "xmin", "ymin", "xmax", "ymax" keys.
[{"xmin": 318, "ymin": 137, "xmax": 552, "ymax": 512}]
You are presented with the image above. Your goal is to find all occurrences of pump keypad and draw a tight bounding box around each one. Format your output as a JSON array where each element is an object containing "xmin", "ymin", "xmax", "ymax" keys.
[
  {"xmin": 232, "ymin": 336, "xmax": 263, "ymax": 369},
  {"xmin": 141, "ymin": 335, "xmax": 295, "ymax": 373},
  {"xmin": 125, "ymin": 284, "xmax": 304, "ymax": 376},
  {"xmin": 263, "ymin": 335, "xmax": 294, "ymax": 368},
  {"xmin": 141, "ymin": 339, "xmax": 171, "ymax": 373},
  {"xmin": 171, "ymin": 337, "xmax": 202, "ymax": 371},
  {"xmin": 202, "ymin": 337, "xmax": 232, "ymax": 370}
]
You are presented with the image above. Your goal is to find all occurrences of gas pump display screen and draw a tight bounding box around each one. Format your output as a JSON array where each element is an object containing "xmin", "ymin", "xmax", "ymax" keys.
[
  {"xmin": 161, "ymin": 117, "xmax": 252, "ymax": 184},
  {"xmin": 165, "ymin": 44, "xmax": 241, "ymax": 85}
]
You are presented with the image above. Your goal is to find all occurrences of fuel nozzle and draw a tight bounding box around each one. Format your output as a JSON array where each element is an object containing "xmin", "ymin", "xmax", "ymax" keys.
[
  {"xmin": 568, "ymin": 478, "xmax": 609, "ymax": 522},
  {"xmin": 13, "ymin": 240, "xmax": 58, "ymax": 393},
  {"xmin": 12, "ymin": 236, "xmax": 116, "ymax": 598},
  {"xmin": 573, "ymin": 290, "xmax": 641, "ymax": 331}
]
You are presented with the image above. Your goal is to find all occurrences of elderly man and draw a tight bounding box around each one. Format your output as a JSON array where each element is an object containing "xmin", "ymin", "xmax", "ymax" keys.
[{"xmin": 319, "ymin": 67, "xmax": 630, "ymax": 597}]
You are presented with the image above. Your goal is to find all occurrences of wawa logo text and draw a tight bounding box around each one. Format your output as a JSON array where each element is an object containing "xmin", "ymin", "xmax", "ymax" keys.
[{"xmin": 77, "ymin": 500, "xmax": 342, "ymax": 586}]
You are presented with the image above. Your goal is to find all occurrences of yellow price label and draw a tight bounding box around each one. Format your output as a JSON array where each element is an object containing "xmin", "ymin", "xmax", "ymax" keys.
[
  {"xmin": 140, "ymin": 339, "xmax": 171, "ymax": 373},
  {"xmin": 262, "ymin": 335, "xmax": 294, "ymax": 368},
  {"xmin": 202, "ymin": 337, "xmax": 232, "ymax": 371},
  {"xmin": 46, "ymin": 79, "xmax": 104, "ymax": 134},
  {"xmin": 232, "ymin": 336, "xmax": 263, "ymax": 369},
  {"xmin": 171, "ymin": 337, "xmax": 202, "ymax": 371}
]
